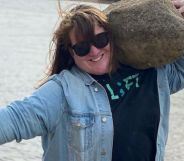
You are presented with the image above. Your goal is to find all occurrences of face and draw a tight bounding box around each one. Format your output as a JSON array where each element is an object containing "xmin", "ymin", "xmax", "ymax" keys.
[{"xmin": 69, "ymin": 25, "xmax": 111, "ymax": 75}]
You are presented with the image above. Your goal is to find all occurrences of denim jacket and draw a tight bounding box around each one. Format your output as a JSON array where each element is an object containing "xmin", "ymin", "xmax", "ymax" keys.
[{"xmin": 0, "ymin": 55, "xmax": 184, "ymax": 161}]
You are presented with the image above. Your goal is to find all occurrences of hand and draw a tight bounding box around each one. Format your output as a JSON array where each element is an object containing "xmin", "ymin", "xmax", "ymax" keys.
[{"xmin": 172, "ymin": 0, "xmax": 184, "ymax": 16}]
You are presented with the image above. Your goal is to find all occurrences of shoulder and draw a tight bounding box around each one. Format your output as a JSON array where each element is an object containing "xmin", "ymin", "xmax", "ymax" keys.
[{"xmin": 48, "ymin": 67, "xmax": 91, "ymax": 90}]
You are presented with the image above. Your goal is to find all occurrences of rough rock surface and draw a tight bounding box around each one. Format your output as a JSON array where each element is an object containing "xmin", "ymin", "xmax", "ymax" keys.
[
  {"xmin": 68, "ymin": 0, "xmax": 119, "ymax": 3},
  {"xmin": 104, "ymin": 0, "xmax": 184, "ymax": 69}
]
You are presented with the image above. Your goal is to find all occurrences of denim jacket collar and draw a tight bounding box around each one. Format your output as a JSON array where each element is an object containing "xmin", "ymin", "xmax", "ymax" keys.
[{"xmin": 71, "ymin": 65, "xmax": 97, "ymax": 86}]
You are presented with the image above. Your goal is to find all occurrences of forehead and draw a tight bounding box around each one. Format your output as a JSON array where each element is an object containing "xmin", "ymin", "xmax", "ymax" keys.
[{"xmin": 69, "ymin": 24, "xmax": 105, "ymax": 45}]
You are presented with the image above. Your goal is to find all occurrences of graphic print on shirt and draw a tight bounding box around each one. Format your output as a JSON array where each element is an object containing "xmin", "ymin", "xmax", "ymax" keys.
[
  {"xmin": 92, "ymin": 65, "xmax": 160, "ymax": 161},
  {"xmin": 105, "ymin": 73, "xmax": 140, "ymax": 100}
]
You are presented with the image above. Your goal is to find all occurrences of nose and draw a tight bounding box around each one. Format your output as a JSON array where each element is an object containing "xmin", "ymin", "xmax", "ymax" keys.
[{"xmin": 88, "ymin": 45, "xmax": 100, "ymax": 56}]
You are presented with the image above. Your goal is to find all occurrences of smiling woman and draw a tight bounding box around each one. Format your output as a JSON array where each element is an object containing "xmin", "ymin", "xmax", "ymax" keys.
[
  {"xmin": 1, "ymin": 2, "xmax": 184, "ymax": 161},
  {"xmin": 46, "ymin": 4, "xmax": 113, "ymax": 78},
  {"xmin": 69, "ymin": 26, "xmax": 111, "ymax": 75}
]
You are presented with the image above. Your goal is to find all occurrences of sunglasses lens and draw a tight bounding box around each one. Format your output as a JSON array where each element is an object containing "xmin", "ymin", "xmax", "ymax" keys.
[
  {"xmin": 93, "ymin": 32, "xmax": 109, "ymax": 49},
  {"xmin": 72, "ymin": 41, "xmax": 90, "ymax": 56},
  {"xmin": 71, "ymin": 32, "xmax": 109, "ymax": 57}
]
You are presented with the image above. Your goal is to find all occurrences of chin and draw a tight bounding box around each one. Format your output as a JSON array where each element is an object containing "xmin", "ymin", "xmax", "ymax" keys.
[
  {"xmin": 91, "ymin": 69, "xmax": 108, "ymax": 75},
  {"xmin": 81, "ymin": 65, "xmax": 109, "ymax": 75}
]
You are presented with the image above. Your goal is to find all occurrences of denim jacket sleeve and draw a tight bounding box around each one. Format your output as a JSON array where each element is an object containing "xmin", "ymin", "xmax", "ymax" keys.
[
  {"xmin": 0, "ymin": 79, "xmax": 65, "ymax": 144},
  {"xmin": 165, "ymin": 54, "xmax": 184, "ymax": 94}
]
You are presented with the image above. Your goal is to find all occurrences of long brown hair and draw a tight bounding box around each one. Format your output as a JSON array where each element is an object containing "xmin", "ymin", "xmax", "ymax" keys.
[{"xmin": 38, "ymin": 4, "xmax": 111, "ymax": 87}]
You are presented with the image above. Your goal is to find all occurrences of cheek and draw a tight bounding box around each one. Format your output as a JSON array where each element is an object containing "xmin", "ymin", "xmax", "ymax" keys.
[
  {"xmin": 73, "ymin": 55, "xmax": 87, "ymax": 67},
  {"xmin": 104, "ymin": 44, "xmax": 111, "ymax": 58},
  {"xmin": 104, "ymin": 43, "xmax": 111, "ymax": 53}
]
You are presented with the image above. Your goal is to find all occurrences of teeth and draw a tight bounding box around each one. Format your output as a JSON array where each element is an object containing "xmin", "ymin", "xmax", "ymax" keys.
[{"xmin": 90, "ymin": 54, "xmax": 103, "ymax": 62}]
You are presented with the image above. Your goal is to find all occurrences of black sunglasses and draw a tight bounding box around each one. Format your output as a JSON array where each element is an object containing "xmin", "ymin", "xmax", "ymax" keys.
[{"xmin": 71, "ymin": 32, "xmax": 109, "ymax": 57}]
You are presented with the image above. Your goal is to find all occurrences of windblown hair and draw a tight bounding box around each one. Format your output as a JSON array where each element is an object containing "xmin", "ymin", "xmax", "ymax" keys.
[
  {"xmin": 50, "ymin": 4, "xmax": 109, "ymax": 72},
  {"xmin": 37, "ymin": 4, "xmax": 111, "ymax": 87}
]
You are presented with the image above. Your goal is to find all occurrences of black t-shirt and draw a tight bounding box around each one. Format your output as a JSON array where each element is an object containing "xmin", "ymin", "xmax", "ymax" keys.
[{"xmin": 91, "ymin": 64, "xmax": 160, "ymax": 161}]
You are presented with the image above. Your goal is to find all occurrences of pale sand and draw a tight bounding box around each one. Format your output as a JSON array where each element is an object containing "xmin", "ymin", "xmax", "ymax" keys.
[{"xmin": 0, "ymin": 0, "xmax": 183, "ymax": 160}]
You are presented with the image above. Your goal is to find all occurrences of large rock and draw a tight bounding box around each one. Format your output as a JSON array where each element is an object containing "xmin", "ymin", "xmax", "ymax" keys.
[{"xmin": 104, "ymin": 0, "xmax": 184, "ymax": 69}]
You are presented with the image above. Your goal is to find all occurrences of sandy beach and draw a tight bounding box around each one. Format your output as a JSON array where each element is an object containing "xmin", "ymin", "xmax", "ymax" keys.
[{"xmin": 0, "ymin": 0, "xmax": 184, "ymax": 160}]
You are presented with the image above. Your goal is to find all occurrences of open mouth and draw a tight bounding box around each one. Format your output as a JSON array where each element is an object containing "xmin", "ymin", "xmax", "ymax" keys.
[{"xmin": 90, "ymin": 54, "xmax": 104, "ymax": 62}]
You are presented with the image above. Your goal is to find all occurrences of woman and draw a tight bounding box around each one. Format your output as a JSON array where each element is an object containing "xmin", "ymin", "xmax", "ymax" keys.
[{"xmin": 0, "ymin": 2, "xmax": 184, "ymax": 161}]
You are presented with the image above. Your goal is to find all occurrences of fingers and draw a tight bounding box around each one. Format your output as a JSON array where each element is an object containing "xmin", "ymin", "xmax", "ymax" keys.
[
  {"xmin": 172, "ymin": 0, "xmax": 184, "ymax": 16},
  {"xmin": 179, "ymin": 6, "xmax": 184, "ymax": 16},
  {"xmin": 172, "ymin": 0, "xmax": 182, "ymax": 8}
]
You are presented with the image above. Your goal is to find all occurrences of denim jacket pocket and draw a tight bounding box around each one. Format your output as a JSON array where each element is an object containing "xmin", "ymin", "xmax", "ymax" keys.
[{"xmin": 67, "ymin": 113, "xmax": 95, "ymax": 152}]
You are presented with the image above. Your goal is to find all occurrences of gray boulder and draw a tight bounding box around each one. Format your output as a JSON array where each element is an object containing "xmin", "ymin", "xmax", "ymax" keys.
[{"xmin": 104, "ymin": 0, "xmax": 184, "ymax": 69}]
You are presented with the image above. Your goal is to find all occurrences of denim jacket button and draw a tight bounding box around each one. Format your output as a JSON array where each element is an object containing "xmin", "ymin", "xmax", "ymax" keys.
[
  {"xmin": 94, "ymin": 87, "xmax": 98, "ymax": 92},
  {"xmin": 101, "ymin": 150, "xmax": 106, "ymax": 155},
  {"xmin": 101, "ymin": 117, "xmax": 107, "ymax": 123},
  {"xmin": 76, "ymin": 123, "xmax": 81, "ymax": 127}
]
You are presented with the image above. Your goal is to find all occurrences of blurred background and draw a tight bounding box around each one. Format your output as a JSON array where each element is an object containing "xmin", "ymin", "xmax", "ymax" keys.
[{"xmin": 0, "ymin": 0, "xmax": 184, "ymax": 160}]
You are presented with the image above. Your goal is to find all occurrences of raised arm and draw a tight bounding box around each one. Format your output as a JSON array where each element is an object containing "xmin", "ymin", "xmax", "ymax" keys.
[
  {"xmin": 165, "ymin": 0, "xmax": 184, "ymax": 93},
  {"xmin": 165, "ymin": 54, "xmax": 184, "ymax": 94},
  {"xmin": 0, "ymin": 78, "xmax": 65, "ymax": 144}
]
